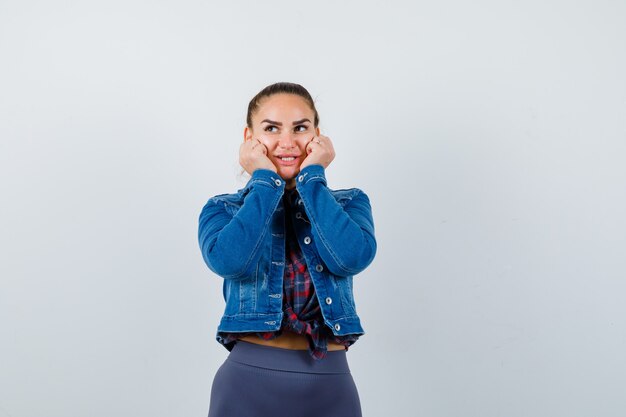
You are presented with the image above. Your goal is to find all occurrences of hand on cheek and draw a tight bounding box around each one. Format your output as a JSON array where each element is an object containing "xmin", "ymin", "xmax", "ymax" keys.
[
  {"xmin": 239, "ymin": 138, "xmax": 278, "ymax": 175},
  {"xmin": 300, "ymin": 134, "xmax": 335, "ymax": 170}
]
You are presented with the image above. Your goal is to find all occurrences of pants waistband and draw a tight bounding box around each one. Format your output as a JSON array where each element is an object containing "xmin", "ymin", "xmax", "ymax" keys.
[{"xmin": 227, "ymin": 340, "xmax": 351, "ymax": 374}]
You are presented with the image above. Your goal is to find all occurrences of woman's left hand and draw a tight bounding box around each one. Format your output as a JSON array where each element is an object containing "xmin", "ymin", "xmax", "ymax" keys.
[{"xmin": 300, "ymin": 134, "xmax": 335, "ymax": 170}]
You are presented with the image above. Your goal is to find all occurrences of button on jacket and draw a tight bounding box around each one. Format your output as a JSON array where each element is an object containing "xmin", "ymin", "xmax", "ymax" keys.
[{"xmin": 198, "ymin": 164, "xmax": 377, "ymax": 341}]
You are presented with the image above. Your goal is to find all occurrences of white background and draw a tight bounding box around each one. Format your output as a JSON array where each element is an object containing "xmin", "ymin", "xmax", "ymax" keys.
[{"xmin": 1, "ymin": 1, "xmax": 625, "ymax": 416}]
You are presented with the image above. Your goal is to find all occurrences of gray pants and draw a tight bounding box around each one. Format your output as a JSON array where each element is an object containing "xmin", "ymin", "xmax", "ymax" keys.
[{"xmin": 207, "ymin": 340, "xmax": 362, "ymax": 417}]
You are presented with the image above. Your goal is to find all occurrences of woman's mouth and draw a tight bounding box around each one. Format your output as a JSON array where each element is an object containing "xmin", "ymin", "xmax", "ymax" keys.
[{"xmin": 276, "ymin": 156, "xmax": 299, "ymax": 166}]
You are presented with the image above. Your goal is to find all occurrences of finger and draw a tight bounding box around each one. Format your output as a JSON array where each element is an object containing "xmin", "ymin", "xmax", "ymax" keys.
[{"xmin": 254, "ymin": 139, "xmax": 268, "ymax": 154}]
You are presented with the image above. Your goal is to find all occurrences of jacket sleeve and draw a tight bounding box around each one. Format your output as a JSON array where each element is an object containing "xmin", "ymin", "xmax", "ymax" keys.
[
  {"xmin": 198, "ymin": 169, "xmax": 285, "ymax": 279},
  {"xmin": 295, "ymin": 164, "xmax": 377, "ymax": 277}
]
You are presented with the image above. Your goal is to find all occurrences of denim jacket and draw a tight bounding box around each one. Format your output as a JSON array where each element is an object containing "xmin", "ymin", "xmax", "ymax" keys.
[{"xmin": 198, "ymin": 164, "xmax": 377, "ymax": 341}]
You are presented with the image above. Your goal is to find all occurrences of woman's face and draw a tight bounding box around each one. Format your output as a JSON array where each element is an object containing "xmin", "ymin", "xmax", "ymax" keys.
[{"xmin": 244, "ymin": 93, "xmax": 320, "ymax": 184}]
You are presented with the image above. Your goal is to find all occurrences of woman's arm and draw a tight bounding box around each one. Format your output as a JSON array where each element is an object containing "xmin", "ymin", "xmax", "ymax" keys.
[
  {"xmin": 295, "ymin": 164, "xmax": 377, "ymax": 277},
  {"xmin": 198, "ymin": 169, "xmax": 285, "ymax": 279}
]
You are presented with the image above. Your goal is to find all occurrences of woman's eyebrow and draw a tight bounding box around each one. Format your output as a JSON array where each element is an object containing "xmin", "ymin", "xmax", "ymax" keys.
[{"xmin": 260, "ymin": 118, "xmax": 311, "ymax": 126}]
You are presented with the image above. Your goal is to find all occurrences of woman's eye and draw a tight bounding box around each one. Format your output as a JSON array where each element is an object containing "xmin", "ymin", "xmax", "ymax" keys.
[
  {"xmin": 294, "ymin": 125, "xmax": 308, "ymax": 132},
  {"xmin": 264, "ymin": 125, "xmax": 278, "ymax": 132}
]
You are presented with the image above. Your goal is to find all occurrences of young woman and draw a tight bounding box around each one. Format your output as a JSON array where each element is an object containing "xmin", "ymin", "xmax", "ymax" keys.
[{"xmin": 198, "ymin": 82, "xmax": 377, "ymax": 417}]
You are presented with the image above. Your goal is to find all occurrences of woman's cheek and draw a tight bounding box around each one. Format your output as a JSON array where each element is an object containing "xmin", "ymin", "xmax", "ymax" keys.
[{"xmin": 254, "ymin": 135, "xmax": 271, "ymax": 147}]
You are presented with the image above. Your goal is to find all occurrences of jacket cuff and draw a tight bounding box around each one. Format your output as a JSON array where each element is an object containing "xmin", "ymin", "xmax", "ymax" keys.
[
  {"xmin": 244, "ymin": 168, "xmax": 286, "ymax": 191},
  {"xmin": 295, "ymin": 164, "xmax": 327, "ymax": 187}
]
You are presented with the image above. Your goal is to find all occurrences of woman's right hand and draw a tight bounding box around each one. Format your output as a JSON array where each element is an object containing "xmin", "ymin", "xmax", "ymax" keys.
[{"xmin": 239, "ymin": 138, "xmax": 277, "ymax": 175}]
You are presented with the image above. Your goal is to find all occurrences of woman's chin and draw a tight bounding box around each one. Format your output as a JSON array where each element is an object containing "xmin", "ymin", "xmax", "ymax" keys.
[{"xmin": 276, "ymin": 165, "xmax": 302, "ymax": 182}]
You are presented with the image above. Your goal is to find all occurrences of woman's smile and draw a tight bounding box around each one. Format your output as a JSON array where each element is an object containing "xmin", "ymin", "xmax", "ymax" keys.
[{"xmin": 275, "ymin": 154, "xmax": 301, "ymax": 166}]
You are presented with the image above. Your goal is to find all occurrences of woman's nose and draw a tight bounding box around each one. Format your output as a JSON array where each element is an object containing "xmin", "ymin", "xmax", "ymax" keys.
[{"xmin": 278, "ymin": 133, "xmax": 296, "ymax": 148}]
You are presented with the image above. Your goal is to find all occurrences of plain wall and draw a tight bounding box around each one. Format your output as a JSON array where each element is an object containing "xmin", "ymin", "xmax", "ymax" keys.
[{"xmin": 1, "ymin": 1, "xmax": 625, "ymax": 416}]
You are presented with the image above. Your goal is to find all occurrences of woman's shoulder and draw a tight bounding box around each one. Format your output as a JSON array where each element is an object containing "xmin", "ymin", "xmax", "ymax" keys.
[
  {"xmin": 200, "ymin": 188, "xmax": 246, "ymax": 213},
  {"xmin": 210, "ymin": 188, "xmax": 245, "ymax": 201},
  {"xmin": 328, "ymin": 186, "xmax": 370, "ymax": 202}
]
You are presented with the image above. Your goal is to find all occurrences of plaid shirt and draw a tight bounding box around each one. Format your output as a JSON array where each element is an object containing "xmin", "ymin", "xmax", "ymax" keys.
[{"xmin": 219, "ymin": 187, "xmax": 360, "ymax": 360}]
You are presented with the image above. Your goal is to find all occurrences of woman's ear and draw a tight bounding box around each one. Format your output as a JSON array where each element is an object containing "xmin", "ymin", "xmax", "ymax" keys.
[
  {"xmin": 243, "ymin": 126, "xmax": 252, "ymax": 142},
  {"xmin": 315, "ymin": 127, "xmax": 320, "ymax": 136}
]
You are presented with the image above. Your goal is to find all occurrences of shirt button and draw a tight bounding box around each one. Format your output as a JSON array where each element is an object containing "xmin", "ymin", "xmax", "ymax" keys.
[
  {"xmin": 303, "ymin": 236, "xmax": 311, "ymax": 245},
  {"xmin": 297, "ymin": 199, "xmax": 303, "ymax": 205},
  {"xmin": 325, "ymin": 297, "xmax": 332, "ymax": 305},
  {"xmin": 295, "ymin": 212, "xmax": 303, "ymax": 219},
  {"xmin": 334, "ymin": 323, "xmax": 341, "ymax": 331},
  {"xmin": 298, "ymin": 175, "xmax": 304, "ymax": 182},
  {"xmin": 315, "ymin": 264, "xmax": 323, "ymax": 272},
  {"xmin": 274, "ymin": 179, "xmax": 282, "ymax": 186}
]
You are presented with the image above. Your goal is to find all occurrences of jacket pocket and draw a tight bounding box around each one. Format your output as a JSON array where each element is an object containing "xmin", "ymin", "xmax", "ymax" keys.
[
  {"xmin": 238, "ymin": 270, "xmax": 258, "ymax": 313},
  {"xmin": 222, "ymin": 272, "xmax": 257, "ymax": 315},
  {"xmin": 330, "ymin": 274, "xmax": 357, "ymax": 315}
]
